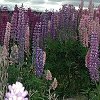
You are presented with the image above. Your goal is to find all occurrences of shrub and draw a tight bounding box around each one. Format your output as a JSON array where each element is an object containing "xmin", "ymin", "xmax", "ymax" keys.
[{"xmin": 44, "ymin": 37, "xmax": 91, "ymax": 98}]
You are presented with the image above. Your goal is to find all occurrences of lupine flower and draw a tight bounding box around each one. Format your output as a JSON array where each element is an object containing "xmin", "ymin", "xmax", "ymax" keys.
[
  {"xmin": 79, "ymin": 15, "xmax": 89, "ymax": 47},
  {"xmin": 1, "ymin": 45, "xmax": 8, "ymax": 58},
  {"xmin": 0, "ymin": 45, "xmax": 9, "ymax": 100},
  {"xmin": 25, "ymin": 24, "xmax": 30, "ymax": 54},
  {"xmin": 10, "ymin": 12, "xmax": 18, "ymax": 42},
  {"xmin": 5, "ymin": 82, "xmax": 28, "ymax": 100},
  {"xmin": 88, "ymin": 32, "xmax": 99, "ymax": 81},
  {"xmin": 0, "ymin": 7, "xmax": 9, "ymax": 45},
  {"xmin": 40, "ymin": 11, "xmax": 48, "ymax": 38},
  {"xmin": 10, "ymin": 44, "xmax": 18, "ymax": 64},
  {"xmin": 35, "ymin": 47, "xmax": 44, "ymax": 77},
  {"xmin": 17, "ymin": 5, "xmax": 25, "ymax": 66},
  {"xmin": 43, "ymin": 51, "xmax": 46, "ymax": 66},
  {"xmin": 0, "ymin": 45, "xmax": 8, "ymax": 66},
  {"xmin": 3, "ymin": 22, "xmax": 11, "ymax": 50},
  {"xmin": 32, "ymin": 22, "xmax": 42, "ymax": 52},
  {"xmin": 48, "ymin": 20, "xmax": 51, "ymax": 32},
  {"xmin": 50, "ymin": 12, "xmax": 56, "ymax": 39},
  {"xmin": 46, "ymin": 70, "xmax": 52, "ymax": 81},
  {"xmin": 51, "ymin": 78, "xmax": 58, "ymax": 90}
]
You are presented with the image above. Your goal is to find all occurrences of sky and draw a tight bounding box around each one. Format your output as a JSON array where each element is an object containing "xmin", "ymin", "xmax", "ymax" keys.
[{"xmin": 0, "ymin": 0, "xmax": 100, "ymax": 11}]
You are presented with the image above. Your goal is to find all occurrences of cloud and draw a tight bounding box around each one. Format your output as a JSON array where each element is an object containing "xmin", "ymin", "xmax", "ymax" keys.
[
  {"xmin": 47, "ymin": 1, "xmax": 59, "ymax": 5},
  {"xmin": 4, "ymin": 0, "xmax": 28, "ymax": 3},
  {"xmin": 1, "ymin": 0, "xmax": 100, "ymax": 11},
  {"xmin": 61, "ymin": 0, "xmax": 100, "ymax": 7},
  {"xmin": 30, "ymin": 0, "xmax": 45, "ymax": 5},
  {"xmin": 48, "ymin": 0, "xmax": 65, "ymax": 2}
]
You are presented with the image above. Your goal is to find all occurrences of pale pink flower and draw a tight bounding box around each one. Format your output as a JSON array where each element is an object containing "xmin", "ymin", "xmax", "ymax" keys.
[
  {"xmin": 43, "ymin": 51, "xmax": 46, "ymax": 66},
  {"xmin": 51, "ymin": 78, "xmax": 58, "ymax": 90},
  {"xmin": 0, "ymin": 45, "xmax": 8, "ymax": 66},
  {"xmin": 1, "ymin": 45, "xmax": 8, "ymax": 58},
  {"xmin": 4, "ymin": 22, "xmax": 11, "ymax": 50},
  {"xmin": 46, "ymin": 70, "xmax": 52, "ymax": 80},
  {"xmin": 25, "ymin": 24, "xmax": 30, "ymax": 54}
]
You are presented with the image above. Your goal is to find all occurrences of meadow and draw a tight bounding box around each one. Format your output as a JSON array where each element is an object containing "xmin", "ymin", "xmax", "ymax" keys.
[{"xmin": 0, "ymin": 0, "xmax": 100, "ymax": 100}]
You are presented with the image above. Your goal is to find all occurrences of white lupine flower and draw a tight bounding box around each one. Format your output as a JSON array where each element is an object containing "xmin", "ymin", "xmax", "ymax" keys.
[{"xmin": 5, "ymin": 82, "xmax": 28, "ymax": 100}]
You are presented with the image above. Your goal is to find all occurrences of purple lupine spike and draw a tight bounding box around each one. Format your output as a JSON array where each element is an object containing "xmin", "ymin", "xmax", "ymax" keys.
[
  {"xmin": 32, "ymin": 33, "xmax": 37, "ymax": 67},
  {"xmin": 58, "ymin": 8, "xmax": 64, "ymax": 29},
  {"xmin": 62, "ymin": 5, "xmax": 70, "ymax": 29},
  {"xmin": 35, "ymin": 47, "xmax": 44, "ymax": 77},
  {"xmin": 69, "ymin": 6, "xmax": 77, "ymax": 31},
  {"xmin": 72, "ymin": 10, "xmax": 78, "ymax": 31},
  {"xmin": 86, "ymin": 31, "xmax": 99, "ymax": 82},
  {"xmin": 32, "ymin": 22, "xmax": 42, "ymax": 67},
  {"xmin": 41, "ymin": 11, "xmax": 48, "ymax": 38},
  {"xmin": 17, "ymin": 5, "xmax": 25, "ymax": 66},
  {"xmin": 50, "ymin": 12, "xmax": 56, "ymax": 39},
  {"xmin": 10, "ymin": 12, "xmax": 18, "ymax": 42},
  {"xmin": 40, "ymin": 11, "xmax": 49, "ymax": 49}
]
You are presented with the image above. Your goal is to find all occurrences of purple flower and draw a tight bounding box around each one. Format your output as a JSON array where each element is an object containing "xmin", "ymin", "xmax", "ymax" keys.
[
  {"xmin": 35, "ymin": 47, "xmax": 44, "ymax": 77},
  {"xmin": 86, "ymin": 32, "xmax": 99, "ymax": 81}
]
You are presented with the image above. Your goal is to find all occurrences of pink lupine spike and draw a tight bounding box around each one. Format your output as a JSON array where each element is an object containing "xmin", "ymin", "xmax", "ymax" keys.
[
  {"xmin": 4, "ymin": 22, "xmax": 11, "ymax": 50},
  {"xmin": 43, "ymin": 51, "xmax": 46, "ymax": 66},
  {"xmin": 25, "ymin": 24, "xmax": 30, "ymax": 54}
]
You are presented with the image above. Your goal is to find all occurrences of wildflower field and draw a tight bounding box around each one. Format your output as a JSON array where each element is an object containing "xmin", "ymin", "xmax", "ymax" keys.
[{"xmin": 1, "ymin": 0, "xmax": 100, "ymax": 100}]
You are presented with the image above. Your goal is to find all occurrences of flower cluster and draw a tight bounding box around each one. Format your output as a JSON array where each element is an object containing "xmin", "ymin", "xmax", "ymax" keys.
[
  {"xmin": 35, "ymin": 47, "xmax": 44, "ymax": 77},
  {"xmin": 5, "ymin": 82, "xmax": 28, "ymax": 100},
  {"xmin": 17, "ymin": 5, "xmax": 25, "ymax": 66},
  {"xmin": 45, "ymin": 70, "xmax": 58, "ymax": 90},
  {"xmin": 45, "ymin": 70, "xmax": 58, "ymax": 100},
  {"xmin": 3, "ymin": 22, "xmax": 11, "ymax": 50},
  {"xmin": 46, "ymin": 70, "xmax": 52, "ymax": 81}
]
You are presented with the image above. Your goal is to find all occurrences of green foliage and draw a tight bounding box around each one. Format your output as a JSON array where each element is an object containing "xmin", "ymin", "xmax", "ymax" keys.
[
  {"xmin": 8, "ymin": 65, "xmax": 20, "ymax": 84},
  {"xmin": 87, "ymin": 83, "xmax": 100, "ymax": 100},
  {"xmin": 7, "ymin": 62, "xmax": 58, "ymax": 100},
  {"xmin": 44, "ymin": 37, "xmax": 91, "ymax": 98},
  {"xmin": 7, "ymin": 29, "xmax": 94, "ymax": 99}
]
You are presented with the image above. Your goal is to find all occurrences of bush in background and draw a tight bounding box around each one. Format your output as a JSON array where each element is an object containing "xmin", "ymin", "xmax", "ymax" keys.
[{"xmin": 44, "ymin": 37, "xmax": 92, "ymax": 99}]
